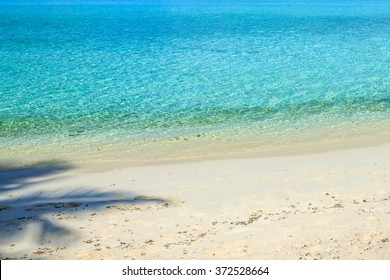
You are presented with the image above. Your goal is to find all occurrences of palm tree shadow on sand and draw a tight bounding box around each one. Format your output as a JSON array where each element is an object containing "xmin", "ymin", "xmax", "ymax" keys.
[{"xmin": 0, "ymin": 161, "xmax": 167, "ymax": 258}]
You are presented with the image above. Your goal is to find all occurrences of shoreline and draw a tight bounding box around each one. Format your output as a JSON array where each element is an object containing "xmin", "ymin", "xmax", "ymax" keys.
[
  {"xmin": 1, "ymin": 141, "xmax": 389, "ymax": 259},
  {"xmin": 109, "ymin": 131, "xmax": 390, "ymax": 169},
  {"xmin": 1, "ymin": 129, "xmax": 389, "ymax": 172}
]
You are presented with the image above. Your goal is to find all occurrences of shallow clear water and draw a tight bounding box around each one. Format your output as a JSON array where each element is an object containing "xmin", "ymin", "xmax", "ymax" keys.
[{"xmin": 1, "ymin": 0, "xmax": 390, "ymax": 165}]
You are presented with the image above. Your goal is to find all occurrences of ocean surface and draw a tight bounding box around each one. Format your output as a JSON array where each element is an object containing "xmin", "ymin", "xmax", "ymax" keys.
[{"xmin": 1, "ymin": 0, "xmax": 390, "ymax": 165}]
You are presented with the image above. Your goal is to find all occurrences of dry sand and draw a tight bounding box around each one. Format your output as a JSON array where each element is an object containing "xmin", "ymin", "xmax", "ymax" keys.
[{"xmin": 0, "ymin": 143, "xmax": 389, "ymax": 260}]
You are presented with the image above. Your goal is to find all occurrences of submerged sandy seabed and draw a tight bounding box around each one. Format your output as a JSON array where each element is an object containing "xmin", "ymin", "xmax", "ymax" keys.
[{"xmin": 0, "ymin": 142, "xmax": 389, "ymax": 259}]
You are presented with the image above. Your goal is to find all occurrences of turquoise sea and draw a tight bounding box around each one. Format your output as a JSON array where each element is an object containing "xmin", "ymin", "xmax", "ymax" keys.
[{"xmin": 1, "ymin": 0, "xmax": 390, "ymax": 165}]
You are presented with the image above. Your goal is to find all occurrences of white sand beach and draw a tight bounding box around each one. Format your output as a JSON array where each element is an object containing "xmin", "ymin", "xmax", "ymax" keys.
[{"xmin": 1, "ymin": 143, "xmax": 389, "ymax": 260}]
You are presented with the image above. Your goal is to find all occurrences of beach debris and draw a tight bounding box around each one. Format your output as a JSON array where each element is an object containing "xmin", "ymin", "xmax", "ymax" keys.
[
  {"xmin": 235, "ymin": 210, "xmax": 263, "ymax": 226},
  {"xmin": 25, "ymin": 202, "xmax": 81, "ymax": 210},
  {"xmin": 134, "ymin": 195, "xmax": 160, "ymax": 201},
  {"xmin": 33, "ymin": 248, "xmax": 54, "ymax": 255},
  {"xmin": 63, "ymin": 202, "xmax": 81, "ymax": 208},
  {"xmin": 0, "ymin": 205, "xmax": 12, "ymax": 211}
]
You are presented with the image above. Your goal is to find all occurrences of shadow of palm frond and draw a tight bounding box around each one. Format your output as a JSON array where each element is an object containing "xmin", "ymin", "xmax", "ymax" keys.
[
  {"xmin": 0, "ymin": 162, "xmax": 167, "ymax": 247},
  {"xmin": 0, "ymin": 160, "xmax": 72, "ymax": 194},
  {"xmin": 1, "ymin": 189, "xmax": 167, "ymax": 245}
]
